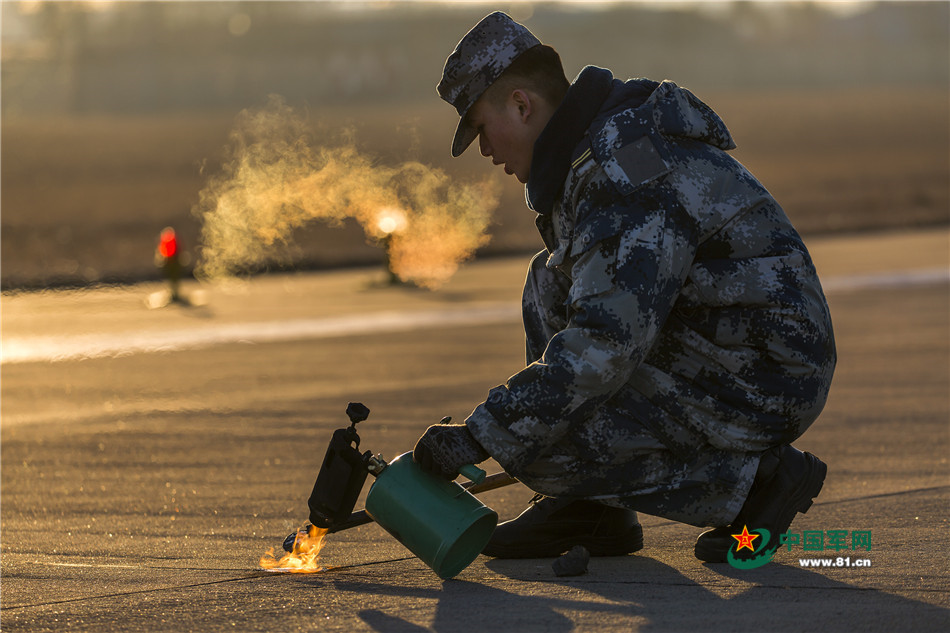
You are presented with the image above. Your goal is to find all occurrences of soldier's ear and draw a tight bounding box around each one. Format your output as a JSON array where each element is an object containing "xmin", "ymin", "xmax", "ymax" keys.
[{"xmin": 511, "ymin": 89, "xmax": 532, "ymax": 123}]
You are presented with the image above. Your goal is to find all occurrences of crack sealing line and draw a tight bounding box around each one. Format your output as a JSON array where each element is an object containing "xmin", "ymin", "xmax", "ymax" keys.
[
  {"xmin": 812, "ymin": 484, "xmax": 949, "ymax": 507},
  {"xmin": 3, "ymin": 556, "xmax": 417, "ymax": 611},
  {"xmin": 1, "ymin": 573, "xmax": 273, "ymax": 611}
]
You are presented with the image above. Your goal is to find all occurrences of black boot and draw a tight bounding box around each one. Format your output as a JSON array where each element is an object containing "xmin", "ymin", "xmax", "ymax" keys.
[
  {"xmin": 694, "ymin": 445, "xmax": 827, "ymax": 563},
  {"xmin": 482, "ymin": 494, "xmax": 644, "ymax": 558}
]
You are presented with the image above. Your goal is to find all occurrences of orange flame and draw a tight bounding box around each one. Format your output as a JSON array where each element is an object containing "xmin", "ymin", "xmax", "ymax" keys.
[{"xmin": 259, "ymin": 525, "xmax": 331, "ymax": 573}]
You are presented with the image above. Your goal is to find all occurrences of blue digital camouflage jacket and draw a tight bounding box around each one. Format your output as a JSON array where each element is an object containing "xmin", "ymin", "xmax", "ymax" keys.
[{"xmin": 465, "ymin": 66, "xmax": 836, "ymax": 477}]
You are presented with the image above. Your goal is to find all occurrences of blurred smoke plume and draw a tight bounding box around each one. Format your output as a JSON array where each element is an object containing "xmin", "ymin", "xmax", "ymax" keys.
[{"xmin": 193, "ymin": 96, "xmax": 499, "ymax": 288}]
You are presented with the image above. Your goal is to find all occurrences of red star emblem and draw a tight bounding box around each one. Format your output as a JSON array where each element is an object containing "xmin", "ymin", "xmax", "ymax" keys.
[{"xmin": 732, "ymin": 525, "xmax": 760, "ymax": 552}]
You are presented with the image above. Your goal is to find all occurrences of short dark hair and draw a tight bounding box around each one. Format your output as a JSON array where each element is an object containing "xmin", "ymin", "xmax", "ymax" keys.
[{"xmin": 485, "ymin": 45, "xmax": 570, "ymax": 108}]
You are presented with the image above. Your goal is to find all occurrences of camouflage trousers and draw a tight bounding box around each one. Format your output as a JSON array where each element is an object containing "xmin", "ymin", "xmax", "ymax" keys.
[{"xmin": 516, "ymin": 251, "xmax": 760, "ymax": 527}]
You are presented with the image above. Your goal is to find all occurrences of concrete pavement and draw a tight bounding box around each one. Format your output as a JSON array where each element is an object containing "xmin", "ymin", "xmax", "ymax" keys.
[{"xmin": 2, "ymin": 228, "xmax": 948, "ymax": 631}]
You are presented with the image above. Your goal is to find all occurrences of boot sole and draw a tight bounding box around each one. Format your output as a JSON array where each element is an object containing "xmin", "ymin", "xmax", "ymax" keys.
[
  {"xmin": 483, "ymin": 524, "xmax": 644, "ymax": 559},
  {"xmin": 694, "ymin": 451, "xmax": 827, "ymax": 563}
]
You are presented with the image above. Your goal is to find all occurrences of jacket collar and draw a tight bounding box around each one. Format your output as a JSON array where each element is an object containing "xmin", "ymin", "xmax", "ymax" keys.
[{"xmin": 526, "ymin": 66, "xmax": 615, "ymax": 215}]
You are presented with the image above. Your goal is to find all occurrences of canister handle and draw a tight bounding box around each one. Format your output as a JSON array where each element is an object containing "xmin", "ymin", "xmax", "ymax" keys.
[{"xmin": 458, "ymin": 464, "xmax": 486, "ymax": 484}]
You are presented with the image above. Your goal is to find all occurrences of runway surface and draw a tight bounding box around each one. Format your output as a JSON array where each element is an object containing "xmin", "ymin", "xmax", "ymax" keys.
[{"xmin": 2, "ymin": 228, "xmax": 948, "ymax": 632}]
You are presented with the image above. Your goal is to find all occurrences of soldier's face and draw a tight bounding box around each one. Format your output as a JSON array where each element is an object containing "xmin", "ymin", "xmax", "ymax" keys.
[{"xmin": 466, "ymin": 89, "xmax": 540, "ymax": 184}]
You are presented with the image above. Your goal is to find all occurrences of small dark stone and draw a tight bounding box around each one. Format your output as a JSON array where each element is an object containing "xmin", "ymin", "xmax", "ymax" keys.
[{"xmin": 552, "ymin": 545, "xmax": 590, "ymax": 577}]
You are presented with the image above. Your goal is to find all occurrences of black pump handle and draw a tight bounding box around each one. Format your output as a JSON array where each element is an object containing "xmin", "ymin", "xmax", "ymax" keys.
[{"xmin": 346, "ymin": 402, "xmax": 370, "ymax": 426}]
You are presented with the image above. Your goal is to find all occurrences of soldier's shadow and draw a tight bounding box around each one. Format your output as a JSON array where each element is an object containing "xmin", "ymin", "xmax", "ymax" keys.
[
  {"xmin": 332, "ymin": 554, "xmax": 949, "ymax": 632},
  {"xmin": 326, "ymin": 557, "xmax": 685, "ymax": 632},
  {"xmin": 331, "ymin": 574, "xmax": 576, "ymax": 633},
  {"xmin": 488, "ymin": 554, "xmax": 949, "ymax": 632}
]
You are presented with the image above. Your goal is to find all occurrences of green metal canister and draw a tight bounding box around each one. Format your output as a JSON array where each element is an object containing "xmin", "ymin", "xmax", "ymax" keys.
[{"xmin": 364, "ymin": 452, "xmax": 498, "ymax": 579}]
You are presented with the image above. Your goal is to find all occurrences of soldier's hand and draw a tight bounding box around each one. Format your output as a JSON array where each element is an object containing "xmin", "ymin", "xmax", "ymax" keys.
[{"xmin": 413, "ymin": 422, "xmax": 489, "ymax": 480}]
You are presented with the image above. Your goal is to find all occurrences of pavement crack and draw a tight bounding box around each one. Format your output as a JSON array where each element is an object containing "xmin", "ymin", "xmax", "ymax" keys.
[
  {"xmin": 1, "ymin": 572, "xmax": 273, "ymax": 611},
  {"xmin": 813, "ymin": 484, "xmax": 949, "ymax": 506},
  {"xmin": 4, "ymin": 556, "xmax": 419, "ymax": 611}
]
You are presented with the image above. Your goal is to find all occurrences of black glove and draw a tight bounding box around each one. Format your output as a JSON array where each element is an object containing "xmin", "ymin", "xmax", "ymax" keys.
[{"xmin": 413, "ymin": 420, "xmax": 489, "ymax": 480}]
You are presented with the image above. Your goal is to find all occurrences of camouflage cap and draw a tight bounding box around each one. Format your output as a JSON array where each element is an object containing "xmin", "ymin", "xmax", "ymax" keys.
[{"xmin": 437, "ymin": 12, "xmax": 541, "ymax": 157}]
